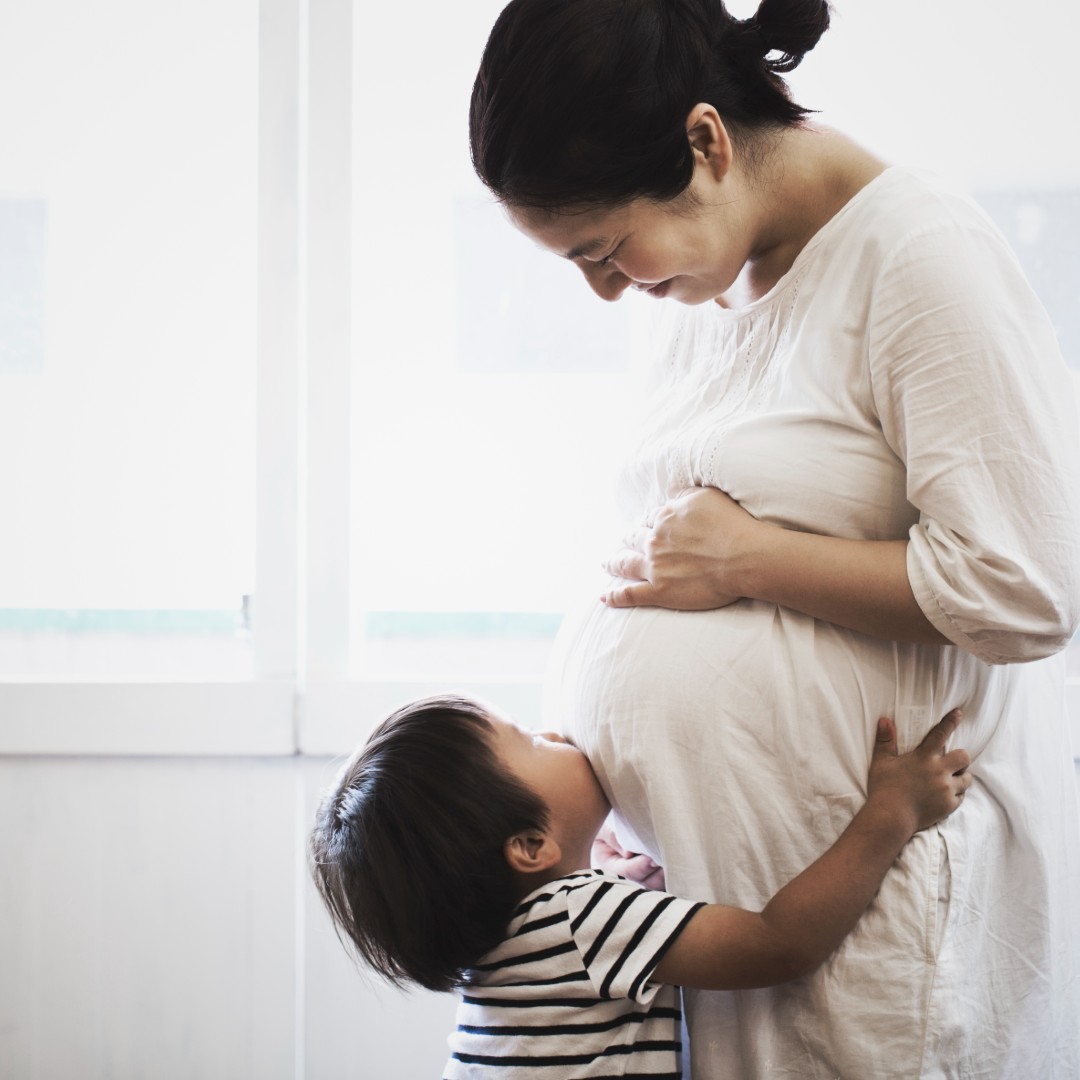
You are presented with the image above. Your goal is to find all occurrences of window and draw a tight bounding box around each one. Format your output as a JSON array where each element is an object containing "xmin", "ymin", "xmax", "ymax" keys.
[
  {"xmin": 0, "ymin": 0, "xmax": 1076, "ymax": 756},
  {"xmin": 346, "ymin": 0, "xmax": 652, "ymax": 682},
  {"xmin": 0, "ymin": 0, "xmax": 257, "ymax": 680}
]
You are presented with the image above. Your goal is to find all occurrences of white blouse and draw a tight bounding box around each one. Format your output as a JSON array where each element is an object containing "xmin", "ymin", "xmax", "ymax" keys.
[{"xmin": 546, "ymin": 167, "xmax": 1080, "ymax": 1079}]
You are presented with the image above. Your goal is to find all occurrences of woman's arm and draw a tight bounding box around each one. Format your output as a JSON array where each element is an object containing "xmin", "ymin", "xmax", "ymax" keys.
[
  {"xmin": 606, "ymin": 220, "xmax": 1080, "ymax": 658},
  {"xmin": 652, "ymin": 711, "xmax": 971, "ymax": 990},
  {"xmin": 602, "ymin": 487, "xmax": 948, "ymax": 644}
]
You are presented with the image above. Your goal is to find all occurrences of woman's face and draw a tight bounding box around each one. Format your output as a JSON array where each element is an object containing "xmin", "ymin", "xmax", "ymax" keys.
[{"xmin": 507, "ymin": 170, "xmax": 753, "ymax": 306}]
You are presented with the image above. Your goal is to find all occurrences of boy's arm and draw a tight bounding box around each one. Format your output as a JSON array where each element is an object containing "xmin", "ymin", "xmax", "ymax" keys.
[{"xmin": 652, "ymin": 710, "xmax": 971, "ymax": 991}]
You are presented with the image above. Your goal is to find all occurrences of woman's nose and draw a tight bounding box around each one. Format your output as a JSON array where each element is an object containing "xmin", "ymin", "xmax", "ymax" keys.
[
  {"xmin": 580, "ymin": 262, "xmax": 629, "ymax": 302},
  {"xmin": 541, "ymin": 731, "xmax": 568, "ymax": 744}
]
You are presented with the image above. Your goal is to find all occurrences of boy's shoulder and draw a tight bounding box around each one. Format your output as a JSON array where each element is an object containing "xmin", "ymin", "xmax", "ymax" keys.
[
  {"xmin": 464, "ymin": 870, "xmax": 609, "ymax": 987},
  {"xmin": 497, "ymin": 867, "xmax": 699, "ymax": 958},
  {"xmin": 510, "ymin": 869, "xmax": 611, "ymax": 924},
  {"xmin": 508, "ymin": 868, "xmax": 671, "ymax": 934},
  {"xmin": 466, "ymin": 868, "xmax": 704, "ymax": 1001}
]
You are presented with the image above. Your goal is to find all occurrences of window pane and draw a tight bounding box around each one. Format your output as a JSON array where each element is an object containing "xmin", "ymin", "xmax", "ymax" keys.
[
  {"xmin": 0, "ymin": 1, "xmax": 257, "ymax": 677},
  {"xmin": 349, "ymin": 0, "xmax": 650, "ymax": 679}
]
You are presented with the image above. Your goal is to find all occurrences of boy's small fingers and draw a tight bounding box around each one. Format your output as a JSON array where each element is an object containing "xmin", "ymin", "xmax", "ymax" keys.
[
  {"xmin": 873, "ymin": 717, "xmax": 898, "ymax": 755},
  {"xmin": 921, "ymin": 708, "xmax": 963, "ymax": 752},
  {"xmin": 944, "ymin": 747, "xmax": 971, "ymax": 774}
]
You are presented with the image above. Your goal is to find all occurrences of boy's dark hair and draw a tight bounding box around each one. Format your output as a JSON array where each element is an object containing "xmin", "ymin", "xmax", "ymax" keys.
[
  {"xmin": 470, "ymin": 0, "xmax": 830, "ymax": 209},
  {"xmin": 309, "ymin": 695, "xmax": 549, "ymax": 992}
]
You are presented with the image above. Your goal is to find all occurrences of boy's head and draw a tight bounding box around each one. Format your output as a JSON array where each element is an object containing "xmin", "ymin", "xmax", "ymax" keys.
[{"xmin": 309, "ymin": 695, "xmax": 609, "ymax": 992}]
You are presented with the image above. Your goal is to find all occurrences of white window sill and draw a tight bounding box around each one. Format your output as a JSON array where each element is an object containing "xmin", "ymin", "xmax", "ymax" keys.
[
  {"xmin": 0, "ymin": 679, "xmax": 545, "ymax": 757},
  {"xmin": 1, "ymin": 678, "xmax": 1076, "ymax": 760},
  {"xmin": 0, "ymin": 682, "xmax": 296, "ymax": 756}
]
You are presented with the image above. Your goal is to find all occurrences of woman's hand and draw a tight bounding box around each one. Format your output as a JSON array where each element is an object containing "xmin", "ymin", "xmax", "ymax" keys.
[
  {"xmin": 601, "ymin": 487, "xmax": 949, "ymax": 643},
  {"xmin": 602, "ymin": 487, "xmax": 763, "ymax": 610},
  {"xmin": 591, "ymin": 820, "xmax": 666, "ymax": 891}
]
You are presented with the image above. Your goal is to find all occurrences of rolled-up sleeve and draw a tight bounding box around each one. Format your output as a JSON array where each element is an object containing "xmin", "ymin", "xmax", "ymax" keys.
[{"xmin": 868, "ymin": 219, "xmax": 1080, "ymax": 663}]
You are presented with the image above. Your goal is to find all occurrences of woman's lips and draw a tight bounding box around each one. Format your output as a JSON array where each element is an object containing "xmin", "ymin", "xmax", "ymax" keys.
[{"xmin": 634, "ymin": 279, "xmax": 671, "ymax": 299}]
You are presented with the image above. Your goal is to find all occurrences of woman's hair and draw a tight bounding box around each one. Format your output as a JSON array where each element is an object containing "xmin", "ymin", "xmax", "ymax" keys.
[
  {"xmin": 308, "ymin": 695, "xmax": 549, "ymax": 992},
  {"xmin": 470, "ymin": 0, "xmax": 830, "ymax": 208}
]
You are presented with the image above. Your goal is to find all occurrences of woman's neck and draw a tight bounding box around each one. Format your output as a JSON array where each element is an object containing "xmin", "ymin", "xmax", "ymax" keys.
[{"xmin": 720, "ymin": 126, "xmax": 887, "ymax": 308}]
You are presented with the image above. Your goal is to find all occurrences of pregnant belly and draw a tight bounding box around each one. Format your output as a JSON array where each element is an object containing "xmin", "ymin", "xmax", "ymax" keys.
[
  {"xmin": 544, "ymin": 598, "xmax": 1071, "ymax": 1080},
  {"xmin": 544, "ymin": 597, "xmax": 987, "ymax": 906}
]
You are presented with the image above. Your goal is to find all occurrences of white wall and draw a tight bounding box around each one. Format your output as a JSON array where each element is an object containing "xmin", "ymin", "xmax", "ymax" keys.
[
  {"xmin": 0, "ymin": 756, "xmax": 298, "ymax": 1079},
  {"xmin": 3, "ymin": 747, "xmax": 1078, "ymax": 1078},
  {"xmin": 0, "ymin": 753, "xmax": 460, "ymax": 1079}
]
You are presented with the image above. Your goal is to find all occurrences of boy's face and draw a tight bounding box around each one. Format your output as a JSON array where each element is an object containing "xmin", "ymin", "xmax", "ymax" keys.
[{"xmin": 486, "ymin": 711, "xmax": 610, "ymax": 874}]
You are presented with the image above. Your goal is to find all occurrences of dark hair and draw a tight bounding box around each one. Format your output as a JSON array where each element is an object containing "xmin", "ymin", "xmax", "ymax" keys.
[
  {"xmin": 309, "ymin": 695, "xmax": 549, "ymax": 992},
  {"xmin": 470, "ymin": 0, "xmax": 830, "ymax": 208}
]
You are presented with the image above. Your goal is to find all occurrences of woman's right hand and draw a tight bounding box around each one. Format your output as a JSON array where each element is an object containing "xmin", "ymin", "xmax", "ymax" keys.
[
  {"xmin": 601, "ymin": 487, "xmax": 760, "ymax": 611},
  {"xmin": 601, "ymin": 487, "xmax": 951, "ymax": 644}
]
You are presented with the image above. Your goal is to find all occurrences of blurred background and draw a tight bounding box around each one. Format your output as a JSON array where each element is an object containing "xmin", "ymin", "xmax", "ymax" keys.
[{"xmin": 0, "ymin": 0, "xmax": 1077, "ymax": 1076}]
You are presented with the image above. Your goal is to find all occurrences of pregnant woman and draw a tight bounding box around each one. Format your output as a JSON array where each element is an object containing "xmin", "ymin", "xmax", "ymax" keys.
[{"xmin": 470, "ymin": 0, "xmax": 1080, "ymax": 1076}]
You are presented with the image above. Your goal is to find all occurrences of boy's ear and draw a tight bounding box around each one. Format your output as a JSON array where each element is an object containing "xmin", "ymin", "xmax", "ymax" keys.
[{"xmin": 504, "ymin": 829, "xmax": 561, "ymax": 876}]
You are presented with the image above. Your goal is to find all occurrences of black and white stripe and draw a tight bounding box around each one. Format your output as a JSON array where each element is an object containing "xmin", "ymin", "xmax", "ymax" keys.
[{"xmin": 444, "ymin": 870, "xmax": 703, "ymax": 1078}]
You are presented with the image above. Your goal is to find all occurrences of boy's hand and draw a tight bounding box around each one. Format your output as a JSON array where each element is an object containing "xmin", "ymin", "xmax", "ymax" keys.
[
  {"xmin": 591, "ymin": 821, "xmax": 666, "ymax": 890},
  {"xmin": 867, "ymin": 709, "xmax": 972, "ymax": 836}
]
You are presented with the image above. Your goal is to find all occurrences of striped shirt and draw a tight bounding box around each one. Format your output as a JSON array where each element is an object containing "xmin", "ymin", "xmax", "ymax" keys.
[{"xmin": 445, "ymin": 870, "xmax": 704, "ymax": 1079}]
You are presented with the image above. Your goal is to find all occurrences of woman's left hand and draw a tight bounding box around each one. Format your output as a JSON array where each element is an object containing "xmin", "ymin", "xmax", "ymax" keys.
[{"xmin": 602, "ymin": 487, "xmax": 764, "ymax": 610}]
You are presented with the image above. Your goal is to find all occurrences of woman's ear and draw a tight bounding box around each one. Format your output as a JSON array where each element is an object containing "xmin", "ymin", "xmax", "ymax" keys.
[
  {"xmin": 685, "ymin": 102, "xmax": 732, "ymax": 182},
  {"xmin": 504, "ymin": 829, "xmax": 562, "ymax": 876}
]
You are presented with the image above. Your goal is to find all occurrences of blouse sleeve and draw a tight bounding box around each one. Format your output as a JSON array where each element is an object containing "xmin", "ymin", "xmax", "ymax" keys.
[{"xmin": 867, "ymin": 215, "xmax": 1080, "ymax": 664}]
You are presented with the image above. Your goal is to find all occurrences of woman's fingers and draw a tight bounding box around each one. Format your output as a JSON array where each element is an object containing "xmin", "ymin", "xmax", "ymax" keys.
[
  {"xmin": 603, "ymin": 548, "xmax": 648, "ymax": 582},
  {"xmin": 602, "ymin": 489, "xmax": 750, "ymax": 611},
  {"xmin": 602, "ymin": 581, "xmax": 659, "ymax": 608},
  {"xmin": 604, "ymin": 524, "xmax": 657, "ymax": 579},
  {"xmin": 621, "ymin": 525, "xmax": 653, "ymax": 552}
]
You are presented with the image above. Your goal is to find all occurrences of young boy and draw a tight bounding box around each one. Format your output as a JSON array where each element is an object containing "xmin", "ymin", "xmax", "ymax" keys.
[{"xmin": 310, "ymin": 695, "xmax": 971, "ymax": 1079}]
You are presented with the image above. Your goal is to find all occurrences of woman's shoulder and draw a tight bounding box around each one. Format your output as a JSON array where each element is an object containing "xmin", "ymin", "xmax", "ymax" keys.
[
  {"xmin": 773, "ymin": 165, "xmax": 1019, "ymax": 313},
  {"xmin": 657, "ymin": 168, "xmax": 1015, "ymax": 357},
  {"xmin": 828, "ymin": 166, "xmax": 1003, "ymax": 255}
]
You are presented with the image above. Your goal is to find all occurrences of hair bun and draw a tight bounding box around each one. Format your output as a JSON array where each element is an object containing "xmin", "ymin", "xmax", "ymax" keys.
[{"xmin": 743, "ymin": 0, "xmax": 830, "ymax": 73}]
